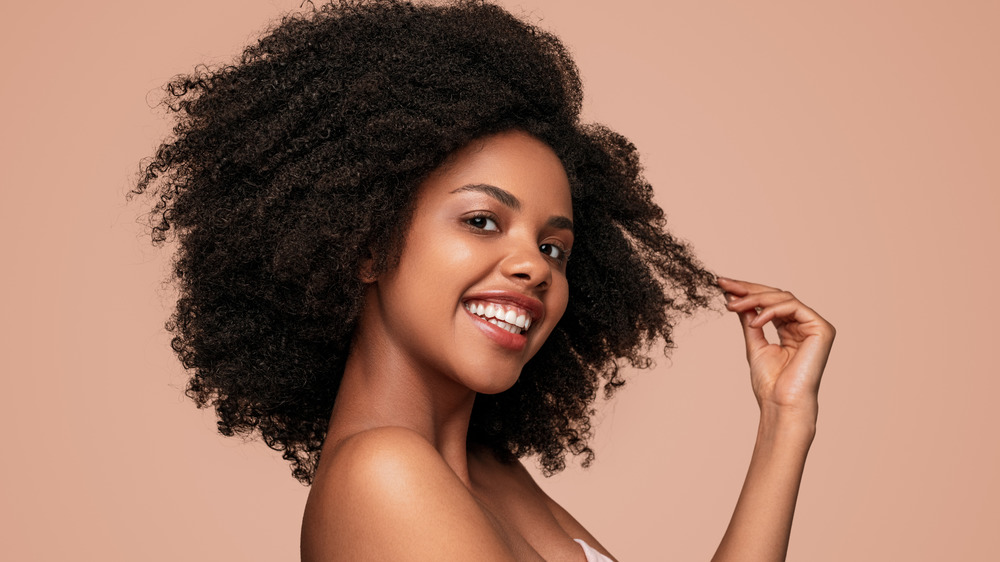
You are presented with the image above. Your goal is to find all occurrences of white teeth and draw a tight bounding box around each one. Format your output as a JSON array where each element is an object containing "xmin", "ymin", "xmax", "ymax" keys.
[
  {"xmin": 485, "ymin": 317, "xmax": 522, "ymax": 335},
  {"xmin": 466, "ymin": 300, "xmax": 530, "ymax": 334}
]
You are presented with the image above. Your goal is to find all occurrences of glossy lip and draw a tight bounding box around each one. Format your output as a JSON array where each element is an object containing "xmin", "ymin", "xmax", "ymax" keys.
[{"xmin": 461, "ymin": 290, "xmax": 545, "ymax": 352}]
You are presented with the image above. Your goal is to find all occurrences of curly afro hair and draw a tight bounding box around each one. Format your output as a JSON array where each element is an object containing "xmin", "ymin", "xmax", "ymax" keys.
[{"xmin": 133, "ymin": 0, "xmax": 717, "ymax": 484}]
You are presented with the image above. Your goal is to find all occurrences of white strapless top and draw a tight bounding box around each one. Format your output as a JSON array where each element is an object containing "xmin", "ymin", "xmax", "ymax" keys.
[{"xmin": 574, "ymin": 539, "xmax": 614, "ymax": 562}]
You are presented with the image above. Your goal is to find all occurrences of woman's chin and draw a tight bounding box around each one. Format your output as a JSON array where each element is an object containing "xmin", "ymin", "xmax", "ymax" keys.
[{"xmin": 467, "ymin": 371, "xmax": 523, "ymax": 395}]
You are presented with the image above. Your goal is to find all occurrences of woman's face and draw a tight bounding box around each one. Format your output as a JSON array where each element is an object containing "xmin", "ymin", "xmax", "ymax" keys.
[{"xmin": 365, "ymin": 130, "xmax": 573, "ymax": 394}]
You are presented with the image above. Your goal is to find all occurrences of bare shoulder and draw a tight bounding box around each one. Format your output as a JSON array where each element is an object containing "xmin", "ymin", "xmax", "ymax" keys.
[{"xmin": 301, "ymin": 427, "xmax": 516, "ymax": 562}]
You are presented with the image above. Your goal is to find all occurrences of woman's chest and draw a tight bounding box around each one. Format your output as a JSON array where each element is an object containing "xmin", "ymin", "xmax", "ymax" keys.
[{"xmin": 468, "ymin": 458, "xmax": 591, "ymax": 561}]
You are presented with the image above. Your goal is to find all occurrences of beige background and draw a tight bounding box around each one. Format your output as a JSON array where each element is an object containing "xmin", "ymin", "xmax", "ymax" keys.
[{"xmin": 2, "ymin": 0, "xmax": 997, "ymax": 560}]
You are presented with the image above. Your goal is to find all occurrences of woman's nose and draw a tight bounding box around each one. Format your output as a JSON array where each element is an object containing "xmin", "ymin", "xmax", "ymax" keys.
[{"xmin": 499, "ymin": 241, "xmax": 551, "ymax": 290}]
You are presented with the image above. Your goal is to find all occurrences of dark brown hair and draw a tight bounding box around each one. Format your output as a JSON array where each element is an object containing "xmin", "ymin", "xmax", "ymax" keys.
[{"xmin": 133, "ymin": 0, "xmax": 716, "ymax": 484}]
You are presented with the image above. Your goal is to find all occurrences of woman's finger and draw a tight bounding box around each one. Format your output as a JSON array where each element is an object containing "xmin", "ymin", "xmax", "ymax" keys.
[
  {"xmin": 719, "ymin": 278, "xmax": 786, "ymax": 358},
  {"xmin": 726, "ymin": 292, "xmax": 771, "ymax": 358},
  {"xmin": 724, "ymin": 290, "xmax": 796, "ymax": 314},
  {"xmin": 717, "ymin": 277, "xmax": 751, "ymax": 297},
  {"xmin": 717, "ymin": 277, "xmax": 783, "ymax": 297},
  {"xmin": 748, "ymin": 298, "xmax": 814, "ymax": 329}
]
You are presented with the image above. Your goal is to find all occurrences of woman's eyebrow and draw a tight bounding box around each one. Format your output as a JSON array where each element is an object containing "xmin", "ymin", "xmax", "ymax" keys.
[
  {"xmin": 451, "ymin": 183, "xmax": 573, "ymax": 232},
  {"xmin": 450, "ymin": 183, "xmax": 521, "ymax": 210},
  {"xmin": 547, "ymin": 216, "xmax": 574, "ymax": 233}
]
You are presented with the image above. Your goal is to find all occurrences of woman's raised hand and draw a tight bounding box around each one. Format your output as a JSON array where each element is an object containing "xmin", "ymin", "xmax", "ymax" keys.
[
  {"xmin": 718, "ymin": 277, "xmax": 836, "ymax": 425},
  {"xmin": 712, "ymin": 278, "xmax": 835, "ymax": 562}
]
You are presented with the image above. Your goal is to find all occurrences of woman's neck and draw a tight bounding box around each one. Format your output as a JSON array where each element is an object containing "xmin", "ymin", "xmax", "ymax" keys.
[{"xmin": 325, "ymin": 320, "xmax": 479, "ymax": 486}]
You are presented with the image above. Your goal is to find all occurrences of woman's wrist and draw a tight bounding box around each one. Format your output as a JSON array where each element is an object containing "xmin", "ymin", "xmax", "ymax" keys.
[{"xmin": 757, "ymin": 404, "xmax": 817, "ymax": 447}]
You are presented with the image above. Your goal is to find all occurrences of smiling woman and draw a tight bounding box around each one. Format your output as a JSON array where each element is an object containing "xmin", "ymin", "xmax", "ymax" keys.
[
  {"xmin": 358, "ymin": 131, "xmax": 573, "ymax": 375},
  {"xmin": 132, "ymin": 1, "xmax": 833, "ymax": 560}
]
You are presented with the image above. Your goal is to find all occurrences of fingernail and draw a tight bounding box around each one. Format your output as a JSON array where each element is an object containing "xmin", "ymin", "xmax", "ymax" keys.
[{"xmin": 724, "ymin": 292, "xmax": 737, "ymax": 304}]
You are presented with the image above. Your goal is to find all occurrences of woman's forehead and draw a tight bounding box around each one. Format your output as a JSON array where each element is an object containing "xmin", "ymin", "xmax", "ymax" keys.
[{"xmin": 420, "ymin": 130, "xmax": 572, "ymax": 210}]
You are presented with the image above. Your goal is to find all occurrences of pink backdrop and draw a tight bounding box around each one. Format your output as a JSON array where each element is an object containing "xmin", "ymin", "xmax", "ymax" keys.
[{"xmin": 2, "ymin": 0, "xmax": 997, "ymax": 560}]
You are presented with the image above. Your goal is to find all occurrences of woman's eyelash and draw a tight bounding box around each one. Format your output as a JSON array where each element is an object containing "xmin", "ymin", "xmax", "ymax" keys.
[
  {"xmin": 540, "ymin": 242, "xmax": 570, "ymax": 262},
  {"xmin": 465, "ymin": 213, "xmax": 499, "ymax": 231},
  {"xmin": 465, "ymin": 214, "xmax": 570, "ymax": 262}
]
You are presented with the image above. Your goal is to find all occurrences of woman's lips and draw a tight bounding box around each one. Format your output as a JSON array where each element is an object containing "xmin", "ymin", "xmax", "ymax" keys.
[
  {"xmin": 462, "ymin": 291, "xmax": 544, "ymax": 322},
  {"xmin": 463, "ymin": 300, "xmax": 532, "ymax": 333},
  {"xmin": 461, "ymin": 291, "xmax": 543, "ymax": 351},
  {"xmin": 463, "ymin": 305, "xmax": 528, "ymax": 351}
]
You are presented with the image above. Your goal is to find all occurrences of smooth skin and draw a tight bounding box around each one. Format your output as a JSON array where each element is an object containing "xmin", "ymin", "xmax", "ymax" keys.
[
  {"xmin": 300, "ymin": 131, "xmax": 836, "ymax": 561},
  {"xmin": 303, "ymin": 130, "xmax": 597, "ymax": 562},
  {"xmin": 713, "ymin": 277, "xmax": 835, "ymax": 562}
]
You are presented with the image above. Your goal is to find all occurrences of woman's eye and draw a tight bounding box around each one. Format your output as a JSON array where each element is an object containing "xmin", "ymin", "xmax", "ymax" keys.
[
  {"xmin": 467, "ymin": 215, "xmax": 499, "ymax": 231},
  {"xmin": 539, "ymin": 243, "xmax": 566, "ymax": 261}
]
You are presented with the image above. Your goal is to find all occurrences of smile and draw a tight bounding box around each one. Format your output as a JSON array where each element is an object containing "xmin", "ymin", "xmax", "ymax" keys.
[{"xmin": 463, "ymin": 300, "xmax": 533, "ymax": 335}]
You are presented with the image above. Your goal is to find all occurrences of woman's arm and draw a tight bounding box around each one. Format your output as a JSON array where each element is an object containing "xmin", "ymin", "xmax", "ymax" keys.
[{"xmin": 711, "ymin": 278, "xmax": 836, "ymax": 562}]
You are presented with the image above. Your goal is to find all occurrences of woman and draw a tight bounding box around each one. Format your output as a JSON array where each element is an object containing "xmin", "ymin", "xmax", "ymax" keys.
[{"xmin": 134, "ymin": 1, "xmax": 834, "ymax": 560}]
